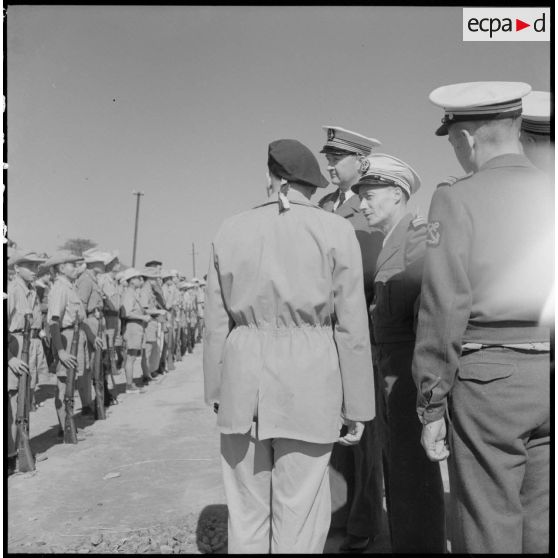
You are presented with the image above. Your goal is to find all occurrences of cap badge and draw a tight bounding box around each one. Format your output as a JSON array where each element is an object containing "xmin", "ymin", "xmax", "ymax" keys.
[
  {"xmin": 360, "ymin": 158, "xmax": 370, "ymax": 174},
  {"xmin": 327, "ymin": 128, "xmax": 335, "ymax": 140}
]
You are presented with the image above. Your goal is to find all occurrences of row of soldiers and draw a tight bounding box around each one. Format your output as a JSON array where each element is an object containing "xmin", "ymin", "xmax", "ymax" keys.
[{"xmin": 7, "ymin": 250, "xmax": 206, "ymax": 475}]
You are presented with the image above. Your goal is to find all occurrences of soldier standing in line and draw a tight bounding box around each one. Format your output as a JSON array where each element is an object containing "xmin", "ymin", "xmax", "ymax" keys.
[
  {"xmin": 139, "ymin": 267, "xmax": 166, "ymax": 384},
  {"xmin": 145, "ymin": 260, "xmax": 169, "ymax": 374},
  {"xmin": 75, "ymin": 251, "xmax": 108, "ymax": 415},
  {"xmin": 120, "ymin": 268, "xmax": 149, "ymax": 393},
  {"xmin": 97, "ymin": 251, "xmax": 122, "ymax": 379},
  {"xmin": 34, "ymin": 264, "xmax": 54, "ymax": 374},
  {"xmin": 413, "ymin": 81, "xmax": 552, "ymax": 554},
  {"xmin": 354, "ymin": 154, "xmax": 446, "ymax": 553},
  {"xmin": 161, "ymin": 269, "xmax": 178, "ymax": 371},
  {"xmin": 195, "ymin": 278, "xmax": 206, "ymax": 343},
  {"xmin": 183, "ymin": 282, "xmax": 198, "ymax": 353},
  {"xmin": 7, "ymin": 251, "xmax": 47, "ymax": 473},
  {"xmin": 45, "ymin": 251, "xmax": 95, "ymax": 440},
  {"xmin": 319, "ymin": 125, "xmax": 385, "ymax": 551}
]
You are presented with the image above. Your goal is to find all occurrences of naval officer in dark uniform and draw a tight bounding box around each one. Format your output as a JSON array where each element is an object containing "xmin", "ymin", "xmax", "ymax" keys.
[
  {"xmin": 413, "ymin": 81, "xmax": 552, "ymax": 554},
  {"xmin": 354, "ymin": 153, "xmax": 446, "ymax": 553}
]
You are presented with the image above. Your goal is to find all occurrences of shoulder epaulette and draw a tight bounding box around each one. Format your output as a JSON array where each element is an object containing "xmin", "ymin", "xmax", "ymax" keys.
[
  {"xmin": 436, "ymin": 173, "xmax": 473, "ymax": 189},
  {"xmin": 410, "ymin": 215, "xmax": 427, "ymax": 229}
]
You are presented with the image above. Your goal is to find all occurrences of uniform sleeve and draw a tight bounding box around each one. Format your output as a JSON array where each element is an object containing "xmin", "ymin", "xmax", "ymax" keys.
[
  {"xmin": 202, "ymin": 242, "xmax": 234, "ymax": 405},
  {"xmin": 75, "ymin": 275, "xmax": 93, "ymax": 307},
  {"xmin": 332, "ymin": 225, "xmax": 375, "ymax": 421},
  {"xmin": 412, "ymin": 187, "xmax": 472, "ymax": 423},
  {"xmin": 7, "ymin": 284, "xmax": 17, "ymax": 329},
  {"xmin": 47, "ymin": 283, "xmax": 66, "ymax": 324}
]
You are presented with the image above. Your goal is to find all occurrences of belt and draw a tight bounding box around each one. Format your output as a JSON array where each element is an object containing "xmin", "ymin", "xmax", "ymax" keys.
[
  {"xmin": 86, "ymin": 309, "xmax": 103, "ymax": 317},
  {"xmin": 11, "ymin": 328, "xmax": 41, "ymax": 338},
  {"xmin": 61, "ymin": 325, "xmax": 80, "ymax": 331},
  {"xmin": 125, "ymin": 318, "xmax": 145, "ymax": 326},
  {"xmin": 462, "ymin": 342, "xmax": 550, "ymax": 353}
]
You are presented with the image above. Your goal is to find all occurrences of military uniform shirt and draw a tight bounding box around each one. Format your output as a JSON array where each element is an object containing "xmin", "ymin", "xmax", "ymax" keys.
[
  {"xmin": 75, "ymin": 269, "xmax": 104, "ymax": 313},
  {"xmin": 8, "ymin": 276, "xmax": 43, "ymax": 331},
  {"xmin": 47, "ymin": 275, "xmax": 86, "ymax": 327}
]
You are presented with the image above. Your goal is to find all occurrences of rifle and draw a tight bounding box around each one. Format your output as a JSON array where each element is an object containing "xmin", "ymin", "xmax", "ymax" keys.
[
  {"xmin": 63, "ymin": 312, "xmax": 80, "ymax": 444},
  {"xmin": 92, "ymin": 312, "xmax": 106, "ymax": 420},
  {"xmin": 16, "ymin": 314, "xmax": 35, "ymax": 472}
]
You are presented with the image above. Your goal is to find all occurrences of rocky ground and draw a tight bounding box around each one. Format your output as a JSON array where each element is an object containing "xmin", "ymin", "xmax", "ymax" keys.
[{"xmin": 7, "ymin": 343, "xmax": 449, "ymax": 554}]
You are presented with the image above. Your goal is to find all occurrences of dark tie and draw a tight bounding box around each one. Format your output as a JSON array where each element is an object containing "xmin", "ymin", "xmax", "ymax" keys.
[{"xmin": 338, "ymin": 191, "xmax": 346, "ymax": 207}]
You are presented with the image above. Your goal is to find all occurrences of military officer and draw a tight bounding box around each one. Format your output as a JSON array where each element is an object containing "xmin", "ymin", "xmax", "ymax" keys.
[
  {"xmin": 354, "ymin": 154, "xmax": 445, "ymax": 552},
  {"xmin": 204, "ymin": 139, "xmax": 374, "ymax": 553},
  {"xmin": 7, "ymin": 251, "xmax": 47, "ymax": 472},
  {"xmin": 520, "ymin": 90, "xmax": 552, "ymax": 174},
  {"xmin": 120, "ymin": 268, "xmax": 149, "ymax": 393},
  {"xmin": 319, "ymin": 125, "xmax": 384, "ymax": 551},
  {"xmin": 46, "ymin": 251, "xmax": 93, "ymax": 439},
  {"xmin": 413, "ymin": 82, "xmax": 552, "ymax": 554}
]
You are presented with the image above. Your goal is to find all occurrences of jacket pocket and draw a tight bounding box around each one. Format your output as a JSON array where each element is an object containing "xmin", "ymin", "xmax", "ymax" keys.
[{"xmin": 457, "ymin": 359, "xmax": 515, "ymax": 383}]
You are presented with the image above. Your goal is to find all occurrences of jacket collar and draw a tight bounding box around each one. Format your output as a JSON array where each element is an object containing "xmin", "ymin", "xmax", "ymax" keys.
[
  {"xmin": 254, "ymin": 188, "xmax": 321, "ymax": 210},
  {"xmin": 479, "ymin": 153, "xmax": 535, "ymax": 173},
  {"xmin": 375, "ymin": 213, "xmax": 414, "ymax": 273}
]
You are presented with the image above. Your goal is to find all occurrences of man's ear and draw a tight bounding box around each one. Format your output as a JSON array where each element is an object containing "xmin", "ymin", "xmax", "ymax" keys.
[{"xmin": 459, "ymin": 127, "xmax": 475, "ymax": 150}]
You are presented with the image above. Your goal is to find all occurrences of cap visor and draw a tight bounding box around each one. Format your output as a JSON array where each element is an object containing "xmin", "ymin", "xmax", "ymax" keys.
[{"xmin": 435, "ymin": 123, "xmax": 449, "ymax": 136}]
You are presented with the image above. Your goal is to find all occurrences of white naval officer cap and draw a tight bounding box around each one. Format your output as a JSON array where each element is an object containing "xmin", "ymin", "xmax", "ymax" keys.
[
  {"xmin": 351, "ymin": 153, "xmax": 421, "ymax": 198},
  {"xmin": 429, "ymin": 81, "xmax": 532, "ymax": 136},
  {"xmin": 320, "ymin": 125, "xmax": 381, "ymax": 156},
  {"xmin": 521, "ymin": 91, "xmax": 551, "ymax": 135}
]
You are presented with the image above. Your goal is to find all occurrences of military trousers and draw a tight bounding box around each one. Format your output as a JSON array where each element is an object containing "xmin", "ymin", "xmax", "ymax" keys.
[
  {"xmin": 329, "ymin": 419, "xmax": 384, "ymax": 539},
  {"xmin": 374, "ymin": 341, "xmax": 446, "ymax": 553},
  {"xmin": 448, "ymin": 346, "xmax": 549, "ymax": 554},
  {"xmin": 221, "ymin": 427, "xmax": 332, "ymax": 554}
]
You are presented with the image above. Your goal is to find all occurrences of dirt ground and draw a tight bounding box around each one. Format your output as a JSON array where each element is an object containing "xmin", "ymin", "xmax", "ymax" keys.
[{"xmin": 7, "ymin": 343, "xmax": 449, "ymax": 554}]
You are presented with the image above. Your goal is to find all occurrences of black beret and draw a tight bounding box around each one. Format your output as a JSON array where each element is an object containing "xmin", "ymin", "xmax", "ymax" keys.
[{"xmin": 268, "ymin": 139, "xmax": 329, "ymax": 189}]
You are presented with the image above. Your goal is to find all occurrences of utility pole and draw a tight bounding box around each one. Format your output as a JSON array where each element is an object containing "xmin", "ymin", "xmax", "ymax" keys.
[
  {"xmin": 131, "ymin": 191, "xmax": 144, "ymax": 267},
  {"xmin": 190, "ymin": 242, "xmax": 198, "ymax": 278}
]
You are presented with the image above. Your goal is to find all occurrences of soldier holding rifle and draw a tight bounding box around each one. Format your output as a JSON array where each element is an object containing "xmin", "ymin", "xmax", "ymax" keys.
[
  {"xmin": 7, "ymin": 250, "xmax": 47, "ymax": 474},
  {"xmin": 76, "ymin": 250, "xmax": 107, "ymax": 417},
  {"xmin": 45, "ymin": 251, "xmax": 91, "ymax": 441}
]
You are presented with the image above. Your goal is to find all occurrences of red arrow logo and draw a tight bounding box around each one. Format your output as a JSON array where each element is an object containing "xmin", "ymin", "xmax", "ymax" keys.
[{"xmin": 516, "ymin": 19, "xmax": 530, "ymax": 31}]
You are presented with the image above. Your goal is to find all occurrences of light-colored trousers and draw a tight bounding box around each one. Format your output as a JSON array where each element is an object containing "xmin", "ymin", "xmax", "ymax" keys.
[{"xmin": 221, "ymin": 428, "xmax": 333, "ymax": 554}]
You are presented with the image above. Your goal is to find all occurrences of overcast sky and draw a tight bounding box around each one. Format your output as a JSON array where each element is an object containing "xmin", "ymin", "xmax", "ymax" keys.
[{"xmin": 7, "ymin": 6, "xmax": 551, "ymax": 276}]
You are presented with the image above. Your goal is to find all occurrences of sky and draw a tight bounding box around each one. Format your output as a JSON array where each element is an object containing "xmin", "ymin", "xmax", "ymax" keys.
[{"xmin": 6, "ymin": 5, "xmax": 551, "ymax": 277}]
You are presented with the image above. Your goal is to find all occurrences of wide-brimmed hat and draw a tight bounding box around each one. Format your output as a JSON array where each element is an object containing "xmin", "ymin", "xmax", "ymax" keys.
[
  {"xmin": 44, "ymin": 250, "xmax": 84, "ymax": 268},
  {"xmin": 8, "ymin": 250, "xmax": 46, "ymax": 267}
]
